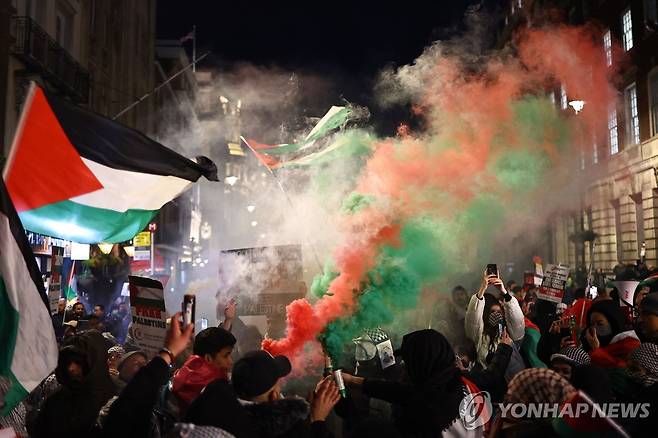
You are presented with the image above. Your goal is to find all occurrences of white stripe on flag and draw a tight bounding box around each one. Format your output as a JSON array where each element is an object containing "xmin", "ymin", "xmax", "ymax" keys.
[
  {"xmin": 0, "ymin": 213, "xmax": 57, "ymax": 393},
  {"xmin": 70, "ymin": 159, "xmax": 193, "ymax": 212}
]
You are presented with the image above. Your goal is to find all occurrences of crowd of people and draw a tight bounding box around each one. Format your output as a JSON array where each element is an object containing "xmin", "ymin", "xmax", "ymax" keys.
[{"xmin": 1, "ymin": 265, "xmax": 658, "ymax": 437}]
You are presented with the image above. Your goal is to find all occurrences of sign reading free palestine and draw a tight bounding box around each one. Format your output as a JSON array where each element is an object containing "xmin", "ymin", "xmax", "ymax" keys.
[{"xmin": 129, "ymin": 275, "xmax": 167, "ymax": 358}]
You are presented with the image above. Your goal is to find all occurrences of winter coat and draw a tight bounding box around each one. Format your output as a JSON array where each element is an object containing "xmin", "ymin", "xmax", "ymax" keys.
[
  {"xmin": 620, "ymin": 380, "xmax": 658, "ymax": 437},
  {"xmin": 172, "ymin": 355, "xmax": 227, "ymax": 414},
  {"xmin": 362, "ymin": 376, "xmax": 484, "ymax": 437},
  {"xmin": 464, "ymin": 294, "xmax": 525, "ymax": 369},
  {"xmin": 241, "ymin": 397, "xmax": 333, "ymax": 438},
  {"xmin": 33, "ymin": 330, "xmax": 115, "ymax": 437},
  {"xmin": 464, "ymin": 343, "xmax": 513, "ymax": 402},
  {"xmin": 101, "ymin": 356, "xmax": 171, "ymax": 438}
]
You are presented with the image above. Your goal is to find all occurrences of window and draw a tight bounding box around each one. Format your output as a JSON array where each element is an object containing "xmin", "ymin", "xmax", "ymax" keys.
[
  {"xmin": 633, "ymin": 194, "xmax": 645, "ymax": 256},
  {"xmin": 626, "ymin": 84, "xmax": 640, "ymax": 145},
  {"xmin": 603, "ymin": 29, "xmax": 612, "ymax": 67},
  {"xmin": 560, "ymin": 84, "xmax": 568, "ymax": 110},
  {"xmin": 650, "ymin": 70, "xmax": 658, "ymax": 137},
  {"xmin": 646, "ymin": 0, "xmax": 658, "ymax": 25},
  {"xmin": 609, "ymin": 104, "xmax": 619, "ymax": 154},
  {"xmin": 593, "ymin": 133, "xmax": 599, "ymax": 164},
  {"xmin": 55, "ymin": 2, "xmax": 74, "ymax": 52},
  {"xmin": 622, "ymin": 9, "xmax": 633, "ymax": 51},
  {"xmin": 580, "ymin": 147, "xmax": 586, "ymax": 170}
]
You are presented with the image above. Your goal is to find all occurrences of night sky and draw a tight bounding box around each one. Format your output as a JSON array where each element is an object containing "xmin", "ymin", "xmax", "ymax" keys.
[{"xmin": 156, "ymin": 1, "xmax": 500, "ymax": 135}]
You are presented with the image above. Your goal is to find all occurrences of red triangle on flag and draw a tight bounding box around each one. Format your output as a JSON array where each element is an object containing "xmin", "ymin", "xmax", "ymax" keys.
[{"xmin": 4, "ymin": 85, "xmax": 103, "ymax": 212}]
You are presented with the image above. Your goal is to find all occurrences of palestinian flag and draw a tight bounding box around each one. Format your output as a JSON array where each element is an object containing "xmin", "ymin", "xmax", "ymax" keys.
[
  {"xmin": 244, "ymin": 106, "xmax": 354, "ymax": 170},
  {"xmin": 0, "ymin": 177, "xmax": 58, "ymax": 415},
  {"xmin": 64, "ymin": 260, "xmax": 78, "ymax": 305},
  {"xmin": 2, "ymin": 83, "xmax": 217, "ymax": 243},
  {"xmin": 520, "ymin": 317, "xmax": 547, "ymax": 368}
]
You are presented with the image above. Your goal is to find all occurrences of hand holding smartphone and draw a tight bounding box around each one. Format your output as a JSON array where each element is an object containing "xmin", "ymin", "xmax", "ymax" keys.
[
  {"xmin": 486, "ymin": 264, "xmax": 499, "ymax": 278},
  {"xmin": 182, "ymin": 294, "xmax": 196, "ymax": 329}
]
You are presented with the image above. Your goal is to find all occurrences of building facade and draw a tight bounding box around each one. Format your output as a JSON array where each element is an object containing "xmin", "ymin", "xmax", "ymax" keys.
[
  {"xmin": 498, "ymin": 0, "xmax": 658, "ymax": 275},
  {"xmin": 1, "ymin": 0, "xmax": 157, "ymax": 159}
]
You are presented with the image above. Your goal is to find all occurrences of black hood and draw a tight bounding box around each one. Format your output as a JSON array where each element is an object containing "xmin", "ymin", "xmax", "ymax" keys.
[
  {"xmin": 399, "ymin": 329, "xmax": 459, "ymax": 389},
  {"xmin": 57, "ymin": 330, "xmax": 115, "ymax": 399}
]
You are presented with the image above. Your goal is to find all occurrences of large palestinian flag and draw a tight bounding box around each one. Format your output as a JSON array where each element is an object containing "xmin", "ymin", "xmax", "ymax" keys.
[
  {"xmin": 0, "ymin": 177, "xmax": 57, "ymax": 415},
  {"xmin": 2, "ymin": 83, "xmax": 217, "ymax": 243}
]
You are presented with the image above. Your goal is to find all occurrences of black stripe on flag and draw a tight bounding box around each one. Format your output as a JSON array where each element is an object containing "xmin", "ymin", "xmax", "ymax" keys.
[
  {"xmin": 43, "ymin": 89, "xmax": 218, "ymax": 181},
  {"xmin": 0, "ymin": 178, "xmax": 49, "ymax": 310}
]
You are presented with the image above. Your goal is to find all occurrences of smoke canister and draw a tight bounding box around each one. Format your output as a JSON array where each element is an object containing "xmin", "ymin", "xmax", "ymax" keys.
[
  {"xmin": 323, "ymin": 355, "xmax": 334, "ymax": 377},
  {"xmin": 333, "ymin": 369, "xmax": 347, "ymax": 398}
]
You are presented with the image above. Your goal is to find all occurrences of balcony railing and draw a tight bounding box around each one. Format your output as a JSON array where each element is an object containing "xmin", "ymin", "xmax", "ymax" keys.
[{"xmin": 10, "ymin": 16, "xmax": 90, "ymax": 103}]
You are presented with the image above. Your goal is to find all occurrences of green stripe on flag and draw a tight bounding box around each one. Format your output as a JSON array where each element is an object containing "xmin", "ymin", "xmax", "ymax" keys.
[
  {"xmin": 0, "ymin": 277, "xmax": 27, "ymax": 415},
  {"xmin": 304, "ymin": 107, "xmax": 352, "ymax": 144},
  {"xmin": 19, "ymin": 199, "xmax": 157, "ymax": 243}
]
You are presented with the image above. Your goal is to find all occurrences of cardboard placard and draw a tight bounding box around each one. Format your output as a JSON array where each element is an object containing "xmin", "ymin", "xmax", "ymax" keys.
[
  {"xmin": 129, "ymin": 276, "xmax": 167, "ymax": 358},
  {"xmin": 538, "ymin": 264, "xmax": 569, "ymax": 303}
]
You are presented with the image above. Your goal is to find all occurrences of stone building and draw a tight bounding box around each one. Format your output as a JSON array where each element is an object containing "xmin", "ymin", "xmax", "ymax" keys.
[
  {"xmin": 498, "ymin": 0, "xmax": 658, "ymax": 274},
  {"xmin": 1, "ymin": 0, "xmax": 157, "ymax": 158}
]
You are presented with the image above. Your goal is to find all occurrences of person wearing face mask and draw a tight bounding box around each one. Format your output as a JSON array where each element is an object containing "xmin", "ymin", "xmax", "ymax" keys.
[
  {"xmin": 465, "ymin": 271, "xmax": 526, "ymax": 380},
  {"xmin": 581, "ymin": 300, "xmax": 640, "ymax": 368},
  {"xmin": 620, "ymin": 343, "xmax": 658, "ymax": 435}
]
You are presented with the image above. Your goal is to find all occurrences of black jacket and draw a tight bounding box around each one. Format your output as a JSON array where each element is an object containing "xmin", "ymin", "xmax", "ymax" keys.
[
  {"xmin": 362, "ymin": 378, "xmax": 465, "ymax": 437},
  {"xmin": 102, "ymin": 356, "xmax": 171, "ymax": 437},
  {"xmin": 464, "ymin": 343, "xmax": 513, "ymax": 402},
  {"xmin": 243, "ymin": 398, "xmax": 333, "ymax": 438}
]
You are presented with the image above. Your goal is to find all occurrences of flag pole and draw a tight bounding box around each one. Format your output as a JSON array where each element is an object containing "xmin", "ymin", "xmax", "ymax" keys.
[
  {"xmin": 192, "ymin": 25, "xmax": 197, "ymax": 73},
  {"xmin": 241, "ymin": 136, "xmax": 324, "ymax": 273},
  {"xmin": 113, "ymin": 51, "xmax": 210, "ymax": 121}
]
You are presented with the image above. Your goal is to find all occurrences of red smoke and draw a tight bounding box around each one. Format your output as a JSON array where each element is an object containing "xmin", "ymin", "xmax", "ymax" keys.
[{"xmin": 263, "ymin": 24, "xmax": 619, "ymax": 361}]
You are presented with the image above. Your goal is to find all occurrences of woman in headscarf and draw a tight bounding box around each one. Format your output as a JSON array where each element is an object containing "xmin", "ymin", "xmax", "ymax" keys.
[
  {"xmin": 342, "ymin": 329, "xmax": 485, "ymax": 437},
  {"xmin": 580, "ymin": 300, "xmax": 640, "ymax": 367}
]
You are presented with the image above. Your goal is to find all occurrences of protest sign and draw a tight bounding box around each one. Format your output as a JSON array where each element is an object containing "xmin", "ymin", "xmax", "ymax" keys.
[
  {"xmin": 613, "ymin": 281, "xmax": 640, "ymax": 307},
  {"xmin": 538, "ymin": 264, "xmax": 569, "ymax": 303},
  {"xmin": 129, "ymin": 276, "xmax": 167, "ymax": 358},
  {"xmin": 47, "ymin": 246, "xmax": 64, "ymax": 313}
]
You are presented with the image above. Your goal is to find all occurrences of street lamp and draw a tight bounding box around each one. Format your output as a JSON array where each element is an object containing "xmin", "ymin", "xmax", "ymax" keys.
[
  {"xmin": 123, "ymin": 245, "xmax": 135, "ymax": 257},
  {"xmin": 568, "ymin": 100, "xmax": 585, "ymax": 114},
  {"xmin": 246, "ymin": 205, "xmax": 255, "ymax": 213},
  {"xmin": 98, "ymin": 243, "xmax": 114, "ymax": 255}
]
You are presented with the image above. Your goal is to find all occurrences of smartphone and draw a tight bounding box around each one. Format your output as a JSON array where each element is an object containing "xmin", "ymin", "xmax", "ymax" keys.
[
  {"xmin": 486, "ymin": 264, "xmax": 498, "ymax": 277},
  {"xmin": 497, "ymin": 322, "xmax": 503, "ymax": 338},
  {"xmin": 183, "ymin": 294, "xmax": 196, "ymax": 327}
]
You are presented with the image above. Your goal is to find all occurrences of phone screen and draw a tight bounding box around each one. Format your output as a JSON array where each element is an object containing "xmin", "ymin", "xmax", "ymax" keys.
[{"xmin": 487, "ymin": 264, "xmax": 498, "ymax": 277}]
